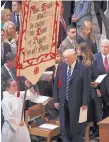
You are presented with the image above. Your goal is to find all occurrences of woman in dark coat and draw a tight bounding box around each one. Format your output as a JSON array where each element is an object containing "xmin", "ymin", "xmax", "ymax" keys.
[
  {"xmin": 76, "ymin": 21, "xmax": 98, "ymax": 54},
  {"xmin": 76, "ymin": 42, "xmax": 99, "ymax": 142}
]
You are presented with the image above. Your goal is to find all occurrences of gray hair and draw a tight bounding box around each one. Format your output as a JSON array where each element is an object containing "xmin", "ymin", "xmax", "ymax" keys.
[{"xmin": 101, "ymin": 39, "xmax": 109, "ymax": 46}]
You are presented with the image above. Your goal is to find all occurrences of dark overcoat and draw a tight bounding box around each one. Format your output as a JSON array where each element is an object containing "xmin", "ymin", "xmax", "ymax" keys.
[{"xmin": 53, "ymin": 61, "xmax": 90, "ymax": 138}]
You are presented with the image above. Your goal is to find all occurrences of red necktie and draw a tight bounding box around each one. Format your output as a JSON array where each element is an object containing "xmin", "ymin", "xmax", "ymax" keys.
[{"xmin": 104, "ymin": 56, "xmax": 109, "ymax": 72}]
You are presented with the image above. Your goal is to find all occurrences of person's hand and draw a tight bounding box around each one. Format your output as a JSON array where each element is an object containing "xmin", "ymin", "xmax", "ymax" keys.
[
  {"xmin": 46, "ymin": 76, "xmax": 52, "ymax": 82},
  {"xmin": 72, "ymin": 16, "xmax": 79, "ymax": 22},
  {"xmin": 19, "ymin": 121, "xmax": 24, "ymax": 126},
  {"xmin": 54, "ymin": 103, "xmax": 60, "ymax": 110},
  {"xmin": 25, "ymin": 80, "xmax": 31, "ymax": 88},
  {"xmin": 36, "ymin": 92, "xmax": 40, "ymax": 96},
  {"xmin": 91, "ymin": 82, "xmax": 99, "ymax": 88},
  {"xmin": 96, "ymin": 89, "xmax": 102, "ymax": 97},
  {"xmin": 82, "ymin": 105, "xmax": 87, "ymax": 110}
]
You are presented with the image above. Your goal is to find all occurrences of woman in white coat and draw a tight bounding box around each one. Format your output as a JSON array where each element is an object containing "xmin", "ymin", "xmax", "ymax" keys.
[{"xmin": 1, "ymin": 79, "xmax": 37, "ymax": 142}]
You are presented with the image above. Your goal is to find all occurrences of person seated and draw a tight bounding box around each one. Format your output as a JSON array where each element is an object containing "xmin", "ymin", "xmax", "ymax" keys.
[
  {"xmin": 3, "ymin": 21, "xmax": 18, "ymax": 54},
  {"xmin": 1, "ymin": 9, "xmax": 11, "ymax": 29},
  {"xmin": 1, "ymin": 29, "xmax": 11, "ymax": 65}
]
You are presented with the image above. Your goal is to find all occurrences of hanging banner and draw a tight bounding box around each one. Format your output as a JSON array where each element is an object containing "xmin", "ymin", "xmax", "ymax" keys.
[{"xmin": 16, "ymin": 0, "xmax": 61, "ymax": 84}]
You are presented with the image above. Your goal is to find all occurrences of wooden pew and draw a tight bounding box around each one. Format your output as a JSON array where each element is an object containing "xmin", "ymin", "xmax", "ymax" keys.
[
  {"xmin": 25, "ymin": 104, "xmax": 60, "ymax": 142},
  {"xmin": 98, "ymin": 117, "xmax": 109, "ymax": 142}
]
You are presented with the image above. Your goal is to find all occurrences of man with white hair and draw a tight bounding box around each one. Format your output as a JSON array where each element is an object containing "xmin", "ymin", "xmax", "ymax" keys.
[
  {"xmin": 53, "ymin": 49, "xmax": 90, "ymax": 142},
  {"xmin": 94, "ymin": 39, "xmax": 109, "ymax": 120}
]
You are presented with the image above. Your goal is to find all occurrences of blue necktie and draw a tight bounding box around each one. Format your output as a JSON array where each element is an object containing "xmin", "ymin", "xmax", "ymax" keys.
[
  {"xmin": 65, "ymin": 66, "xmax": 71, "ymax": 100},
  {"xmin": 10, "ymin": 69, "xmax": 15, "ymax": 80}
]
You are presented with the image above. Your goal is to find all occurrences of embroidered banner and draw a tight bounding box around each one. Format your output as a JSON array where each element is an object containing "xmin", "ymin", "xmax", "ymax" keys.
[{"xmin": 16, "ymin": 1, "xmax": 61, "ymax": 84}]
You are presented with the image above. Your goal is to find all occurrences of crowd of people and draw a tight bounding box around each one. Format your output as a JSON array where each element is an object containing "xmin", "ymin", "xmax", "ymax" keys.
[{"xmin": 1, "ymin": 1, "xmax": 109, "ymax": 142}]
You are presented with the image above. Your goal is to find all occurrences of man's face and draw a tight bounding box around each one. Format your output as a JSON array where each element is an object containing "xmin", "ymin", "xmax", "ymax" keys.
[
  {"xmin": 64, "ymin": 54, "xmax": 77, "ymax": 65},
  {"xmin": 4, "ymin": 12, "xmax": 11, "ymax": 21},
  {"xmin": 8, "ymin": 80, "xmax": 17, "ymax": 94},
  {"xmin": 68, "ymin": 28, "xmax": 77, "ymax": 40},
  {"xmin": 12, "ymin": 2, "xmax": 19, "ymax": 12},
  {"xmin": 1, "ymin": 30, "xmax": 6, "ymax": 42},
  {"xmin": 7, "ymin": 57, "xmax": 16, "ymax": 69},
  {"xmin": 101, "ymin": 42, "xmax": 109, "ymax": 56}
]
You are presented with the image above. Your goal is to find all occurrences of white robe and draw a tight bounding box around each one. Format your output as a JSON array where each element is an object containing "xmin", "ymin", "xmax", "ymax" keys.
[{"xmin": 1, "ymin": 90, "xmax": 37, "ymax": 142}]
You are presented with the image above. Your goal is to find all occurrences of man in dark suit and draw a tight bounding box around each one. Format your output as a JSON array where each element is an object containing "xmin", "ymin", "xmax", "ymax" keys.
[
  {"xmin": 53, "ymin": 49, "xmax": 90, "ymax": 142},
  {"xmin": 94, "ymin": 39, "xmax": 109, "ymax": 119},
  {"xmin": 1, "ymin": 29, "xmax": 11, "ymax": 65},
  {"xmin": 11, "ymin": 1, "xmax": 22, "ymax": 32},
  {"xmin": 1, "ymin": 52, "xmax": 16, "ymax": 93}
]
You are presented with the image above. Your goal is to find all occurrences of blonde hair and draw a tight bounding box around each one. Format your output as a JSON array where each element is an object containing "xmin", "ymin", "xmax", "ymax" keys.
[
  {"xmin": 79, "ymin": 42, "xmax": 93, "ymax": 66},
  {"xmin": 81, "ymin": 21, "xmax": 92, "ymax": 31},
  {"xmin": 1, "ymin": 9, "xmax": 11, "ymax": 23},
  {"xmin": 3, "ymin": 21, "xmax": 16, "ymax": 39},
  {"xmin": 80, "ymin": 20, "xmax": 96, "ymax": 42}
]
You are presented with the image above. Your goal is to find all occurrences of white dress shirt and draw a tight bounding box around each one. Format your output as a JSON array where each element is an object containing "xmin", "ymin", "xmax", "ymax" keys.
[
  {"xmin": 67, "ymin": 61, "xmax": 76, "ymax": 75},
  {"xmin": 15, "ymin": 13, "xmax": 21, "ymax": 23},
  {"xmin": 101, "ymin": 53, "xmax": 109, "ymax": 65}
]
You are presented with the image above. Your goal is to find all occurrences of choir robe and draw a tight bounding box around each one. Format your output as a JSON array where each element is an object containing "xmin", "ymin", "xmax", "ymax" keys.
[{"xmin": 1, "ymin": 90, "xmax": 37, "ymax": 142}]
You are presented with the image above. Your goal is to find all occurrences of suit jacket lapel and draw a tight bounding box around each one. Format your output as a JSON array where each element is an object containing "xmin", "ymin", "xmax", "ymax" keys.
[
  {"xmin": 14, "ymin": 13, "xmax": 17, "ymax": 25},
  {"xmin": 63, "ymin": 63, "xmax": 67, "ymax": 85},
  {"xmin": 4, "ymin": 65, "xmax": 12, "ymax": 79},
  {"xmin": 99, "ymin": 53, "xmax": 106, "ymax": 73}
]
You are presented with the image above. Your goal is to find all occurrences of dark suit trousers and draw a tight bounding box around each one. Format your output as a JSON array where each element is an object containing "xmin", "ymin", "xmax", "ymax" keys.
[
  {"xmin": 64, "ymin": 100, "xmax": 85, "ymax": 142},
  {"xmin": 71, "ymin": 123, "xmax": 85, "ymax": 142},
  {"xmin": 63, "ymin": 100, "xmax": 71, "ymax": 142}
]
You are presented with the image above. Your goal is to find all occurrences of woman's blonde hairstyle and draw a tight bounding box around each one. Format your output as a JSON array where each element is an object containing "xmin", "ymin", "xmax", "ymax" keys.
[
  {"xmin": 1, "ymin": 9, "xmax": 11, "ymax": 23},
  {"xmin": 3, "ymin": 21, "xmax": 16, "ymax": 39},
  {"xmin": 80, "ymin": 20, "xmax": 96, "ymax": 42},
  {"xmin": 79, "ymin": 42, "xmax": 93, "ymax": 66},
  {"xmin": 80, "ymin": 20, "xmax": 92, "ymax": 32}
]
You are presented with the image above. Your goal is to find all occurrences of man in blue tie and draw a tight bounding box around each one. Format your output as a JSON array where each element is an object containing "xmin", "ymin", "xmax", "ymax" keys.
[{"xmin": 53, "ymin": 49, "xmax": 90, "ymax": 142}]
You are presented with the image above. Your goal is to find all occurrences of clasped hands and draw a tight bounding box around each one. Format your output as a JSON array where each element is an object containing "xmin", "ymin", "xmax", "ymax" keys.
[{"xmin": 72, "ymin": 15, "xmax": 79, "ymax": 22}]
